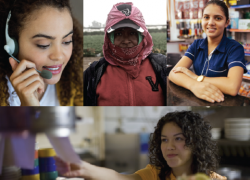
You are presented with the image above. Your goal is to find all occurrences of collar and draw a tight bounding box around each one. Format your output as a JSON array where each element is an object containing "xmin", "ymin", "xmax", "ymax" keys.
[
  {"xmin": 197, "ymin": 35, "xmax": 228, "ymax": 53},
  {"xmin": 170, "ymin": 172, "xmax": 177, "ymax": 180}
]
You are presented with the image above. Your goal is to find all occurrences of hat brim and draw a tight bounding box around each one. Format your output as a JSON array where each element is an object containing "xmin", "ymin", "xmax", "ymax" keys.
[{"xmin": 107, "ymin": 19, "xmax": 144, "ymax": 33}]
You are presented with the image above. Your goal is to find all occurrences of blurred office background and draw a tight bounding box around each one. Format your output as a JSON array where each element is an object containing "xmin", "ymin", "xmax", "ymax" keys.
[{"xmin": 70, "ymin": 0, "xmax": 83, "ymax": 26}]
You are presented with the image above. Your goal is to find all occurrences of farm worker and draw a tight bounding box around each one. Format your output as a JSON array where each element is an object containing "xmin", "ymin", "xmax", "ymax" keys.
[{"xmin": 84, "ymin": 2, "xmax": 167, "ymax": 106}]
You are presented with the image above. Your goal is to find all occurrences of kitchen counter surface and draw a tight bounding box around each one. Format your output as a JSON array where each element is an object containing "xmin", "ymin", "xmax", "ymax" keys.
[{"xmin": 167, "ymin": 78, "xmax": 250, "ymax": 106}]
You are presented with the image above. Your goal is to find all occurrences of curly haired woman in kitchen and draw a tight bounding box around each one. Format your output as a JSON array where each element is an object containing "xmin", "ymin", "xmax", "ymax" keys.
[{"xmin": 55, "ymin": 111, "xmax": 226, "ymax": 180}]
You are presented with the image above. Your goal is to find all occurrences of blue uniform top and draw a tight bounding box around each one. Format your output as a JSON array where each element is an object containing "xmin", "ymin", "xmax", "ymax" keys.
[{"xmin": 184, "ymin": 35, "xmax": 247, "ymax": 77}]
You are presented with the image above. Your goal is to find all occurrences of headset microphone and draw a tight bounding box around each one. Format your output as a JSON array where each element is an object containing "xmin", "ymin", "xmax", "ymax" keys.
[{"xmin": 4, "ymin": 11, "xmax": 52, "ymax": 79}]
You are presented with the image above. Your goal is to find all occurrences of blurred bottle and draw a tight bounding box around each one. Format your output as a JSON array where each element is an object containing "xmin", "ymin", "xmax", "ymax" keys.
[
  {"xmin": 21, "ymin": 142, "xmax": 40, "ymax": 180},
  {"xmin": 167, "ymin": 21, "xmax": 171, "ymax": 42},
  {"xmin": 38, "ymin": 148, "xmax": 58, "ymax": 180}
]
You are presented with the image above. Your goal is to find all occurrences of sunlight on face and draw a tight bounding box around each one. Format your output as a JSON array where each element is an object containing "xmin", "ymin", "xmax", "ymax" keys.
[
  {"xmin": 161, "ymin": 122, "xmax": 192, "ymax": 169},
  {"xmin": 18, "ymin": 6, "xmax": 73, "ymax": 85}
]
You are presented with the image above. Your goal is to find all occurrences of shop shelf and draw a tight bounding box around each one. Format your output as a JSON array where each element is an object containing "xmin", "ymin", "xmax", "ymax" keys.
[
  {"xmin": 177, "ymin": 35, "xmax": 194, "ymax": 39},
  {"xmin": 245, "ymin": 53, "xmax": 250, "ymax": 56},
  {"xmin": 230, "ymin": 29, "xmax": 250, "ymax": 32},
  {"xmin": 216, "ymin": 139, "xmax": 250, "ymax": 145},
  {"xmin": 243, "ymin": 75, "xmax": 250, "ymax": 80},
  {"xmin": 230, "ymin": 4, "xmax": 250, "ymax": 9},
  {"xmin": 177, "ymin": 35, "xmax": 203, "ymax": 40}
]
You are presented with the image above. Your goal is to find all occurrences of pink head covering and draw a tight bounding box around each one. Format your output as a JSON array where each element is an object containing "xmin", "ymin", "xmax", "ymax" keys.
[{"xmin": 103, "ymin": 2, "xmax": 153, "ymax": 65}]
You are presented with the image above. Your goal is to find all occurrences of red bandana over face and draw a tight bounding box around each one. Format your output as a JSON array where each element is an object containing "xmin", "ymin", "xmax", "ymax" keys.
[
  {"xmin": 103, "ymin": 2, "xmax": 153, "ymax": 78},
  {"xmin": 105, "ymin": 40, "xmax": 145, "ymax": 78}
]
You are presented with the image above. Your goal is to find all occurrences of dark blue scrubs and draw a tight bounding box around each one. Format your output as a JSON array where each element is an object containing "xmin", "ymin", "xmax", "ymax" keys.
[{"xmin": 185, "ymin": 35, "xmax": 247, "ymax": 77}]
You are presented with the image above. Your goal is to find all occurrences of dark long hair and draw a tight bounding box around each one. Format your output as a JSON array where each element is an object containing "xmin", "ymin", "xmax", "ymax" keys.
[
  {"xmin": 204, "ymin": 0, "xmax": 229, "ymax": 35},
  {"xmin": 0, "ymin": 0, "xmax": 83, "ymax": 106},
  {"xmin": 149, "ymin": 111, "xmax": 219, "ymax": 180}
]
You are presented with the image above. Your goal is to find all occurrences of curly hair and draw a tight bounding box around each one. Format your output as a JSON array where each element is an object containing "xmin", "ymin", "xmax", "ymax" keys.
[
  {"xmin": 0, "ymin": 0, "xmax": 83, "ymax": 106},
  {"xmin": 149, "ymin": 111, "xmax": 219, "ymax": 180}
]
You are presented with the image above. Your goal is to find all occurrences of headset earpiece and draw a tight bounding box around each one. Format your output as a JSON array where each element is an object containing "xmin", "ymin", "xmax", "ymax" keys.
[
  {"xmin": 4, "ymin": 11, "xmax": 19, "ymax": 56},
  {"xmin": 4, "ymin": 11, "xmax": 52, "ymax": 79},
  {"xmin": 11, "ymin": 37, "xmax": 19, "ymax": 56}
]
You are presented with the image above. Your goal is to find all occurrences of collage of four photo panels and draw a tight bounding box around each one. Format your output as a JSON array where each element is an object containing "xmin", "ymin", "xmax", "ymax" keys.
[{"xmin": 0, "ymin": 0, "xmax": 250, "ymax": 180}]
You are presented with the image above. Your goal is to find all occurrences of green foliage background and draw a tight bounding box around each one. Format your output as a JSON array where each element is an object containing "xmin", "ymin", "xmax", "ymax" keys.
[{"xmin": 84, "ymin": 32, "xmax": 166, "ymax": 57}]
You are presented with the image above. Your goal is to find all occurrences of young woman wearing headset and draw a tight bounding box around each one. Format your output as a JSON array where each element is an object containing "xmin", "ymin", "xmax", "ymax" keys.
[{"xmin": 0, "ymin": 0, "xmax": 83, "ymax": 106}]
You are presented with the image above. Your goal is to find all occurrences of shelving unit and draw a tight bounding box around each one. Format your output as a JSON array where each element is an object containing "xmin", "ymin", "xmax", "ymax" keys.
[
  {"xmin": 230, "ymin": 4, "xmax": 250, "ymax": 9},
  {"xmin": 244, "ymin": 47, "xmax": 250, "ymax": 57},
  {"xmin": 243, "ymin": 76, "xmax": 250, "ymax": 81},
  {"xmin": 217, "ymin": 139, "xmax": 250, "ymax": 146},
  {"xmin": 228, "ymin": 6, "xmax": 250, "ymax": 59},
  {"xmin": 230, "ymin": 29, "xmax": 250, "ymax": 32},
  {"xmin": 228, "ymin": 4, "xmax": 250, "ymax": 94}
]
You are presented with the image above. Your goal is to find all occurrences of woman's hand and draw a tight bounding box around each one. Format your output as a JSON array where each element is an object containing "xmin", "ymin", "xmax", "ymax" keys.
[
  {"xmin": 55, "ymin": 156, "xmax": 91, "ymax": 179},
  {"xmin": 9, "ymin": 57, "xmax": 45, "ymax": 106},
  {"xmin": 172, "ymin": 67, "xmax": 198, "ymax": 80},
  {"xmin": 190, "ymin": 81, "xmax": 224, "ymax": 103},
  {"xmin": 55, "ymin": 156, "xmax": 140, "ymax": 180}
]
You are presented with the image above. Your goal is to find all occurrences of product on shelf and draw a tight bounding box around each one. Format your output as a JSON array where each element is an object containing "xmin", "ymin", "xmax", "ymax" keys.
[
  {"xmin": 183, "ymin": 1, "xmax": 190, "ymax": 19},
  {"xmin": 243, "ymin": 10, "xmax": 250, "ymax": 19},
  {"xmin": 238, "ymin": 81, "xmax": 250, "ymax": 98},
  {"xmin": 179, "ymin": 43, "xmax": 189, "ymax": 52},
  {"xmin": 174, "ymin": 0, "xmax": 207, "ymax": 39},
  {"xmin": 229, "ymin": 11, "xmax": 239, "ymax": 29},
  {"xmin": 175, "ymin": 1, "xmax": 183, "ymax": 19},
  {"xmin": 237, "ymin": 0, "xmax": 250, "ymax": 5},
  {"xmin": 243, "ymin": 61, "xmax": 250, "ymax": 79},
  {"xmin": 228, "ymin": 0, "xmax": 237, "ymax": 5},
  {"xmin": 167, "ymin": 21, "xmax": 170, "ymax": 41},
  {"xmin": 244, "ymin": 43, "xmax": 250, "ymax": 54},
  {"xmin": 239, "ymin": 19, "xmax": 250, "ymax": 29}
]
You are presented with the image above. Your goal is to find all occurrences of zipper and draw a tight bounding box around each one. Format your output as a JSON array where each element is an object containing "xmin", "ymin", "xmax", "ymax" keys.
[
  {"xmin": 201, "ymin": 58, "xmax": 208, "ymax": 76},
  {"xmin": 204, "ymin": 49, "xmax": 215, "ymax": 76},
  {"xmin": 127, "ymin": 74, "xmax": 134, "ymax": 106}
]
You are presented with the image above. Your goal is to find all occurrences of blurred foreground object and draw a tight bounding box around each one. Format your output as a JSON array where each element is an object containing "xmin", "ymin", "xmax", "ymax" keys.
[
  {"xmin": 0, "ymin": 107, "xmax": 81, "ymax": 177},
  {"xmin": 0, "ymin": 107, "xmax": 76, "ymax": 137},
  {"xmin": 177, "ymin": 173, "xmax": 227, "ymax": 180},
  {"xmin": 38, "ymin": 148, "xmax": 58, "ymax": 180},
  {"xmin": 0, "ymin": 166, "xmax": 21, "ymax": 180},
  {"xmin": 217, "ymin": 167, "xmax": 241, "ymax": 180},
  {"xmin": 177, "ymin": 173, "xmax": 210, "ymax": 180}
]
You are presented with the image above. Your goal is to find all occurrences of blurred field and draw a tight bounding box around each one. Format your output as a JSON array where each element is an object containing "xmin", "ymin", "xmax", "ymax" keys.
[
  {"xmin": 84, "ymin": 34, "xmax": 104, "ymax": 56},
  {"xmin": 83, "ymin": 32, "xmax": 166, "ymax": 57}
]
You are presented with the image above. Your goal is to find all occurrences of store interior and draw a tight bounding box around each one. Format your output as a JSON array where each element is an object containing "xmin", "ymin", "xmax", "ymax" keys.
[{"xmin": 166, "ymin": 0, "xmax": 250, "ymax": 101}]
